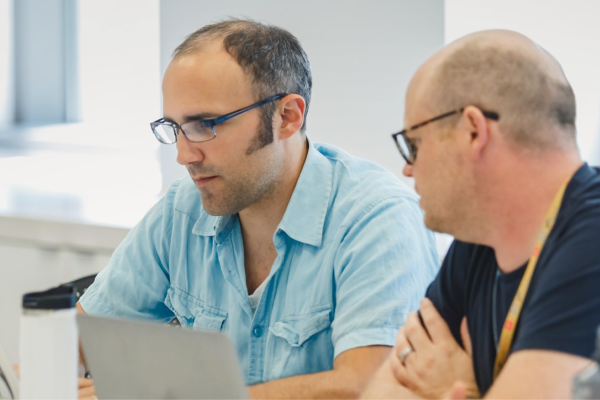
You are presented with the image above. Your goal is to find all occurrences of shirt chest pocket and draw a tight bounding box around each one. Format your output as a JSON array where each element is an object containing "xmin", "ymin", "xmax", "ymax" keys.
[
  {"xmin": 164, "ymin": 286, "xmax": 227, "ymax": 332},
  {"xmin": 269, "ymin": 307, "xmax": 332, "ymax": 347},
  {"xmin": 266, "ymin": 307, "xmax": 334, "ymax": 380}
]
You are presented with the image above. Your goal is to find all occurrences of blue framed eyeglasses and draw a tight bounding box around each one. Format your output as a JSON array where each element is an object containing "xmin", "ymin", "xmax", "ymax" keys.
[{"xmin": 151, "ymin": 93, "xmax": 288, "ymax": 144}]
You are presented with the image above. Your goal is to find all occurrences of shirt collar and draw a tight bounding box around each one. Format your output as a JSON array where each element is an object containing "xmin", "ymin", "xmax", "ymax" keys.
[
  {"xmin": 192, "ymin": 137, "xmax": 333, "ymax": 248},
  {"xmin": 192, "ymin": 210, "xmax": 227, "ymax": 238},
  {"xmin": 277, "ymin": 137, "xmax": 333, "ymax": 247}
]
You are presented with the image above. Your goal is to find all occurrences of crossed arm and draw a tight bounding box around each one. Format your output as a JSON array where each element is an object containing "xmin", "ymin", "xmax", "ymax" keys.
[
  {"xmin": 248, "ymin": 345, "xmax": 391, "ymax": 399},
  {"xmin": 362, "ymin": 298, "xmax": 592, "ymax": 399}
]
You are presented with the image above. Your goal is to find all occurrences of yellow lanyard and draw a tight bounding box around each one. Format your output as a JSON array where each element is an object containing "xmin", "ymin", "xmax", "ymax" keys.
[{"xmin": 492, "ymin": 178, "xmax": 570, "ymax": 380}]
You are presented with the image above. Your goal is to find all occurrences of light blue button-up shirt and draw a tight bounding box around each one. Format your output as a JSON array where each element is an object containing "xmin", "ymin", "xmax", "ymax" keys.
[{"xmin": 80, "ymin": 140, "xmax": 439, "ymax": 385}]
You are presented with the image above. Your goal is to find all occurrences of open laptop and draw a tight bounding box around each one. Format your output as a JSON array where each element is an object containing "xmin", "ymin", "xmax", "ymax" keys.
[{"xmin": 77, "ymin": 314, "xmax": 248, "ymax": 399}]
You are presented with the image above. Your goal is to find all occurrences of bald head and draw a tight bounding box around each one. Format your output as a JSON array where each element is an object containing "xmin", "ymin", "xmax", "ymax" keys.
[{"xmin": 413, "ymin": 30, "xmax": 576, "ymax": 151}]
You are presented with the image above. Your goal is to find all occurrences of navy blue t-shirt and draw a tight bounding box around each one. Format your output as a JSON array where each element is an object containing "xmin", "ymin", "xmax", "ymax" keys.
[{"xmin": 426, "ymin": 163, "xmax": 600, "ymax": 394}]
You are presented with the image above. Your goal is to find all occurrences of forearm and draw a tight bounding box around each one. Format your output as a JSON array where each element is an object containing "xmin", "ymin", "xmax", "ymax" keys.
[
  {"xmin": 248, "ymin": 345, "xmax": 392, "ymax": 399},
  {"xmin": 361, "ymin": 357, "xmax": 420, "ymax": 399},
  {"xmin": 249, "ymin": 369, "xmax": 365, "ymax": 399}
]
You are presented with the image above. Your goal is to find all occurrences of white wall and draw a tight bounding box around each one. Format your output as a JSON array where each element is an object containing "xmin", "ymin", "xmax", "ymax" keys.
[
  {"xmin": 78, "ymin": 0, "xmax": 160, "ymax": 126},
  {"xmin": 158, "ymin": 0, "xmax": 445, "ymax": 188},
  {"xmin": 446, "ymin": 0, "xmax": 600, "ymax": 165}
]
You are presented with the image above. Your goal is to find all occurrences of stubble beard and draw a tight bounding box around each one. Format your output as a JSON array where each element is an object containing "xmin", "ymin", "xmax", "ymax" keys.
[
  {"xmin": 199, "ymin": 162, "xmax": 279, "ymax": 216},
  {"xmin": 421, "ymin": 168, "xmax": 477, "ymax": 240},
  {"xmin": 191, "ymin": 122, "xmax": 280, "ymax": 216}
]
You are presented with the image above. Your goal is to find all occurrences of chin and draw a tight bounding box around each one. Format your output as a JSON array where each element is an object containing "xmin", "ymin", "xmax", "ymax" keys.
[
  {"xmin": 202, "ymin": 206, "xmax": 229, "ymax": 217},
  {"xmin": 423, "ymin": 212, "xmax": 451, "ymax": 235},
  {"xmin": 199, "ymin": 191, "xmax": 250, "ymax": 217},
  {"xmin": 198, "ymin": 193, "xmax": 228, "ymax": 216}
]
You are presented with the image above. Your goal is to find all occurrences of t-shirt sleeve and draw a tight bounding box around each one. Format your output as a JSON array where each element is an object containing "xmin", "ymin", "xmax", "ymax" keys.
[
  {"xmin": 79, "ymin": 182, "xmax": 179, "ymax": 323},
  {"xmin": 426, "ymin": 241, "xmax": 470, "ymax": 346},
  {"xmin": 331, "ymin": 195, "xmax": 440, "ymax": 358},
  {"xmin": 512, "ymin": 211, "xmax": 600, "ymax": 358}
]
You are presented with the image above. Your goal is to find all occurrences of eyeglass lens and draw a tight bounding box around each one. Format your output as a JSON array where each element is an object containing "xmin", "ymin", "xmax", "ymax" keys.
[
  {"xmin": 152, "ymin": 120, "xmax": 216, "ymax": 144},
  {"xmin": 395, "ymin": 135, "xmax": 417, "ymax": 164}
]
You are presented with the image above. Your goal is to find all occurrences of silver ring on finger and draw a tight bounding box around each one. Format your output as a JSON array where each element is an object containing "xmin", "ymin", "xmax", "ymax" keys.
[{"xmin": 399, "ymin": 346, "xmax": 414, "ymax": 365}]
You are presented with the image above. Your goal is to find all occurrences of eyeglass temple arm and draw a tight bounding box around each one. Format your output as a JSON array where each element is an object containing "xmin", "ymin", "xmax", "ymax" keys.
[
  {"xmin": 210, "ymin": 94, "xmax": 287, "ymax": 126},
  {"xmin": 482, "ymin": 111, "xmax": 500, "ymax": 121},
  {"xmin": 401, "ymin": 108, "xmax": 499, "ymax": 136}
]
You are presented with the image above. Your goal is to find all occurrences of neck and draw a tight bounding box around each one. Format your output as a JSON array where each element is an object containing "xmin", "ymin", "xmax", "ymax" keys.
[
  {"xmin": 484, "ymin": 150, "xmax": 582, "ymax": 273},
  {"xmin": 238, "ymin": 138, "xmax": 308, "ymax": 247}
]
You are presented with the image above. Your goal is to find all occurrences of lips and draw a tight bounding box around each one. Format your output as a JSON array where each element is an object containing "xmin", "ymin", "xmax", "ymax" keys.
[{"xmin": 193, "ymin": 176, "xmax": 217, "ymax": 187}]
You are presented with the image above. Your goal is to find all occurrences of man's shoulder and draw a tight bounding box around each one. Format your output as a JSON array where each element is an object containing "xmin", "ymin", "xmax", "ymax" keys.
[
  {"xmin": 563, "ymin": 164, "xmax": 600, "ymax": 218},
  {"xmin": 314, "ymin": 142, "xmax": 419, "ymax": 205},
  {"xmin": 550, "ymin": 164, "xmax": 600, "ymax": 254}
]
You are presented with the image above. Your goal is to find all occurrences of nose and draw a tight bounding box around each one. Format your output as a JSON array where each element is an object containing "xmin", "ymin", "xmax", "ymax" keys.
[
  {"xmin": 176, "ymin": 132, "xmax": 204, "ymax": 166},
  {"xmin": 403, "ymin": 162, "xmax": 414, "ymax": 177}
]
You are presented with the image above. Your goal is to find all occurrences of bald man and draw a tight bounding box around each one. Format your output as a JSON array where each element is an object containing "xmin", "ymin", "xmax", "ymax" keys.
[{"xmin": 363, "ymin": 30, "xmax": 600, "ymax": 399}]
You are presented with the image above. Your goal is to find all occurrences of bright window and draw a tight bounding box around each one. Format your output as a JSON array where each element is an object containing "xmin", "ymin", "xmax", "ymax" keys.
[{"xmin": 0, "ymin": 0, "xmax": 163, "ymax": 226}]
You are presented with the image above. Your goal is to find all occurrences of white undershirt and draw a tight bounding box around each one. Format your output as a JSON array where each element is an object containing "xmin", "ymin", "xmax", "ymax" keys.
[{"xmin": 249, "ymin": 279, "xmax": 268, "ymax": 314}]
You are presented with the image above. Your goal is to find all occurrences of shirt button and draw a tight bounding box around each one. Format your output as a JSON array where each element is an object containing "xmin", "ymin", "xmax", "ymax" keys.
[{"xmin": 253, "ymin": 326, "xmax": 263, "ymax": 337}]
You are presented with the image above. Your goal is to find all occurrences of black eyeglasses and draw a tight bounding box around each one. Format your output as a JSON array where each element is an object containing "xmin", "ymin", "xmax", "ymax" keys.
[
  {"xmin": 150, "ymin": 93, "xmax": 288, "ymax": 144},
  {"xmin": 391, "ymin": 107, "xmax": 499, "ymax": 165}
]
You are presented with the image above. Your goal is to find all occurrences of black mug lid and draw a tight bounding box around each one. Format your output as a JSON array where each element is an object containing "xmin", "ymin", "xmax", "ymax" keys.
[{"xmin": 22, "ymin": 286, "xmax": 76, "ymax": 310}]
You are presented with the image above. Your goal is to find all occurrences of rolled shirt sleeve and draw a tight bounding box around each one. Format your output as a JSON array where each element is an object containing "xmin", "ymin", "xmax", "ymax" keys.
[
  {"xmin": 331, "ymin": 194, "xmax": 439, "ymax": 358},
  {"xmin": 79, "ymin": 181, "xmax": 179, "ymax": 323}
]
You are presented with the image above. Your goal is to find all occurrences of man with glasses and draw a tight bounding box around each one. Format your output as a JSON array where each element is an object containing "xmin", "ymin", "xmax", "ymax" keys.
[
  {"xmin": 363, "ymin": 30, "xmax": 600, "ymax": 399},
  {"xmin": 77, "ymin": 19, "xmax": 439, "ymax": 398}
]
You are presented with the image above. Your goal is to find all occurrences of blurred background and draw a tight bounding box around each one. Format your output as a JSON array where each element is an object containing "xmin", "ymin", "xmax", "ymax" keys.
[{"xmin": 0, "ymin": 0, "xmax": 598, "ymax": 363}]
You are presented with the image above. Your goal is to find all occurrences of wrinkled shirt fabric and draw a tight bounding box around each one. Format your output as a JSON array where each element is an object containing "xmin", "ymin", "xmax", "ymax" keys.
[{"xmin": 80, "ymin": 139, "xmax": 439, "ymax": 385}]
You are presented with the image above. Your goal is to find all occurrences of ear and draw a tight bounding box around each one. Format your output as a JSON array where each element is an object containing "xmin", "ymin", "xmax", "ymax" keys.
[
  {"xmin": 460, "ymin": 105, "xmax": 491, "ymax": 161},
  {"xmin": 275, "ymin": 94, "xmax": 306, "ymax": 139}
]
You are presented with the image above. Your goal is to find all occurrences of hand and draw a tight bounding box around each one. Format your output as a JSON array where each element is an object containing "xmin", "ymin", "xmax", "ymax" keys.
[
  {"xmin": 389, "ymin": 298, "xmax": 480, "ymax": 399},
  {"xmin": 78, "ymin": 377, "xmax": 97, "ymax": 400},
  {"xmin": 361, "ymin": 356, "xmax": 427, "ymax": 399}
]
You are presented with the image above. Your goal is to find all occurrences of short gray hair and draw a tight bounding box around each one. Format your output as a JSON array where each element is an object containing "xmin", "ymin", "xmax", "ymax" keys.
[
  {"xmin": 173, "ymin": 19, "xmax": 312, "ymax": 143},
  {"xmin": 430, "ymin": 42, "xmax": 576, "ymax": 150}
]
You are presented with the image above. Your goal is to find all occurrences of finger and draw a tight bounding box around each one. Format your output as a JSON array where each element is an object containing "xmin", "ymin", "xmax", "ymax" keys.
[
  {"xmin": 12, "ymin": 364, "xmax": 19, "ymax": 378},
  {"xmin": 460, "ymin": 317, "xmax": 473, "ymax": 356},
  {"xmin": 394, "ymin": 327, "xmax": 412, "ymax": 360},
  {"xmin": 404, "ymin": 311, "xmax": 433, "ymax": 353},
  {"xmin": 395, "ymin": 326, "xmax": 407, "ymax": 348},
  {"xmin": 420, "ymin": 298, "xmax": 455, "ymax": 345},
  {"xmin": 389, "ymin": 349, "xmax": 417, "ymax": 391}
]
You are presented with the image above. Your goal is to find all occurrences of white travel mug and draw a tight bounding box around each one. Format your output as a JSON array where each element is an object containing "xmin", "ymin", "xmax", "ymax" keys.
[{"xmin": 19, "ymin": 286, "xmax": 78, "ymax": 399}]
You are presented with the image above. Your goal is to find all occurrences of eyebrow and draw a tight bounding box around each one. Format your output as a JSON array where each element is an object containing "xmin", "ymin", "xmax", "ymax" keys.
[
  {"xmin": 182, "ymin": 112, "xmax": 221, "ymax": 122},
  {"xmin": 162, "ymin": 112, "xmax": 222, "ymax": 125}
]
